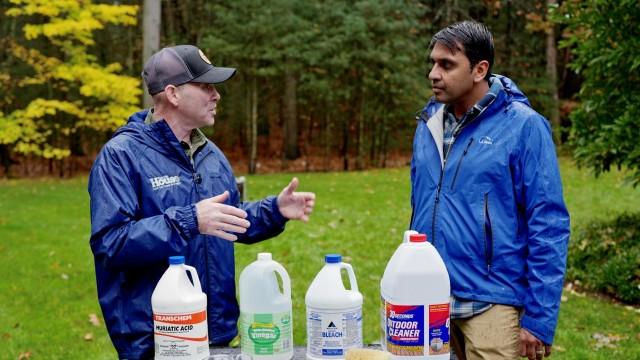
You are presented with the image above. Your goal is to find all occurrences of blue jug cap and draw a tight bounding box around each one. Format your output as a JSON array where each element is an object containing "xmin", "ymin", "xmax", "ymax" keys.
[
  {"xmin": 169, "ymin": 256, "xmax": 185, "ymax": 265},
  {"xmin": 325, "ymin": 254, "xmax": 341, "ymax": 263}
]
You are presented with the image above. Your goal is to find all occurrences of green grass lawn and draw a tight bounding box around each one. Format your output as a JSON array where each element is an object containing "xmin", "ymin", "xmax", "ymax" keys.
[{"xmin": 0, "ymin": 158, "xmax": 638, "ymax": 359}]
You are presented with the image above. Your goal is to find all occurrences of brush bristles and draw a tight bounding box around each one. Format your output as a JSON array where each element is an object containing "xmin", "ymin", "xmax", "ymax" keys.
[{"xmin": 345, "ymin": 348, "xmax": 392, "ymax": 360}]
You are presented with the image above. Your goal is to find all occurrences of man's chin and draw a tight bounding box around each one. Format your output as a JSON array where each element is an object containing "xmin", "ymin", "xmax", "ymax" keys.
[{"xmin": 433, "ymin": 93, "xmax": 451, "ymax": 104}]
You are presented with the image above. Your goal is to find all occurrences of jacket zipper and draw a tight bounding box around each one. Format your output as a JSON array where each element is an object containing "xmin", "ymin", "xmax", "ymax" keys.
[
  {"xmin": 430, "ymin": 138, "xmax": 455, "ymax": 246},
  {"xmin": 426, "ymin": 102, "xmax": 490, "ymax": 247},
  {"xmin": 483, "ymin": 193, "xmax": 493, "ymax": 272},
  {"xmin": 450, "ymin": 137, "xmax": 474, "ymax": 190}
]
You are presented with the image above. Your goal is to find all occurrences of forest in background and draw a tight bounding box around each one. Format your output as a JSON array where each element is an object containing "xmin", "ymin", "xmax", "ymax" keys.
[{"xmin": 0, "ymin": 0, "xmax": 637, "ymax": 182}]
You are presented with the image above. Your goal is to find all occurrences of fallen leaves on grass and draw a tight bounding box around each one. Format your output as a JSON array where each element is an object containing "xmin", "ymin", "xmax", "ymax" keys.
[
  {"xmin": 61, "ymin": 273, "xmax": 69, "ymax": 280},
  {"xmin": 624, "ymin": 305, "xmax": 640, "ymax": 314},
  {"xmin": 88, "ymin": 313, "xmax": 101, "ymax": 327},
  {"xmin": 592, "ymin": 332, "xmax": 627, "ymax": 349},
  {"xmin": 84, "ymin": 332, "xmax": 94, "ymax": 341},
  {"xmin": 18, "ymin": 351, "xmax": 31, "ymax": 359},
  {"xmin": 563, "ymin": 282, "xmax": 586, "ymax": 297}
]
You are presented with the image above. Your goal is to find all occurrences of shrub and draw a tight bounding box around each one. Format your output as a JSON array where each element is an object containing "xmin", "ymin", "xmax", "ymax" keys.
[{"xmin": 566, "ymin": 212, "xmax": 640, "ymax": 304}]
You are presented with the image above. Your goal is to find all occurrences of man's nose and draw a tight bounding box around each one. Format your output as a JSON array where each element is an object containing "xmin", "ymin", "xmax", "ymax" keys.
[{"xmin": 428, "ymin": 66, "xmax": 439, "ymax": 81}]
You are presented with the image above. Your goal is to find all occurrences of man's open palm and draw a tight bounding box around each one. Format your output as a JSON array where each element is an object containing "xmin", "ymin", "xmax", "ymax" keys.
[{"xmin": 277, "ymin": 177, "xmax": 315, "ymax": 222}]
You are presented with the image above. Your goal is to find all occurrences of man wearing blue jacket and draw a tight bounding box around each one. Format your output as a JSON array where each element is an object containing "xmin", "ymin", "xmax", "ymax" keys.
[
  {"xmin": 89, "ymin": 45, "xmax": 315, "ymax": 359},
  {"xmin": 410, "ymin": 22, "xmax": 570, "ymax": 360}
]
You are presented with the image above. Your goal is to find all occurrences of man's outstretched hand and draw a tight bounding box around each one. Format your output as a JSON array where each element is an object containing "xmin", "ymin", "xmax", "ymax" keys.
[
  {"xmin": 277, "ymin": 177, "xmax": 315, "ymax": 222},
  {"xmin": 195, "ymin": 191, "xmax": 250, "ymax": 241}
]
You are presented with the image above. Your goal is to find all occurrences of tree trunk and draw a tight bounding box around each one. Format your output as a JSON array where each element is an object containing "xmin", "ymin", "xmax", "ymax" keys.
[
  {"xmin": 546, "ymin": 0, "xmax": 561, "ymax": 144},
  {"xmin": 505, "ymin": 0, "xmax": 512, "ymax": 70},
  {"xmin": 143, "ymin": 0, "xmax": 161, "ymax": 108},
  {"xmin": 355, "ymin": 88, "xmax": 365, "ymax": 170},
  {"xmin": 0, "ymin": 145, "xmax": 11, "ymax": 177},
  {"xmin": 323, "ymin": 112, "xmax": 331, "ymax": 172},
  {"xmin": 342, "ymin": 114, "xmax": 349, "ymax": 171},
  {"xmin": 248, "ymin": 72, "xmax": 258, "ymax": 174},
  {"xmin": 381, "ymin": 126, "xmax": 389, "ymax": 168},
  {"xmin": 283, "ymin": 64, "xmax": 299, "ymax": 160}
]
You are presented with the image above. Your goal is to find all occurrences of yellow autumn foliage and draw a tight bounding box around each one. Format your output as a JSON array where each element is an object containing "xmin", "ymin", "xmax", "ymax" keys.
[{"xmin": 1, "ymin": 0, "xmax": 140, "ymax": 160}]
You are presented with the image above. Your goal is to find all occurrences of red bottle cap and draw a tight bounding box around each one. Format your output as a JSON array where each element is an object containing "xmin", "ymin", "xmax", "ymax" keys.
[{"xmin": 409, "ymin": 234, "xmax": 427, "ymax": 242}]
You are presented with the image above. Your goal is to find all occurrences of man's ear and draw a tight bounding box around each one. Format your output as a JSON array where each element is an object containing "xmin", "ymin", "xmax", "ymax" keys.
[
  {"xmin": 473, "ymin": 60, "xmax": 490, "ymax": 83},
  {"xmin": 164, "ymin": 85, "xmax": 180, "ymax": 107}
]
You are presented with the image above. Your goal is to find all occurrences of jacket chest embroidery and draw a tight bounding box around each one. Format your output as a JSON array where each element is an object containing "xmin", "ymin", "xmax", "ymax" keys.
[
  {"xmin": 149, "ymin": 175, "xmax": 181, "ymax": 190},
  {"xmin": 479, "ymin": 136, "xmax": 493, "ymax": 145}
]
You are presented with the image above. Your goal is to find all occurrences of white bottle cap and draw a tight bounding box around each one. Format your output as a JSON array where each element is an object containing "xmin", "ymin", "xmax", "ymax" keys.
[{"xmin": 257, "ymin": 253, "xmax": 272, "ymax": 261}]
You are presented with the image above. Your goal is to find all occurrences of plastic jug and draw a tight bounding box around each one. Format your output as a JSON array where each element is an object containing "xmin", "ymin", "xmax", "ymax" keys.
[
  {"xmin": 239, "ymin": 253, "xmax": 294, "ymax": 360},
  {"xmin": 152, "ymin": 256, "xmax": 209, "ymax": 360},
  {"xmin": 380, "ymin": 231, "xmax": 451, "ymax": 360},
  {"xmin": 305, "ymin": 254, "xmax": 363, "ymax": 360}
]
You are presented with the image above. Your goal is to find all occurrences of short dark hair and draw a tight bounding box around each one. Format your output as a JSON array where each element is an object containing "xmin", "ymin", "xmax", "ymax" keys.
[{"xmin": 429, "ymin": 21, "xmax": 494, "ymax": 80}]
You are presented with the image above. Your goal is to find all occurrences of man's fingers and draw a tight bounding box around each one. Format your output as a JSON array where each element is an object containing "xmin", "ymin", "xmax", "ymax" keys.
[
  {"xmin": 211, "ymin": 191, "xmax": 230, "ymax": 203},
  {"xmin": 217, "ymin": 213, "xmax": 250, "ymax": 229},
  {"xmin": 284, "ymin": 177, "xmax": 299, "ymax": 195},
  {"xmin": 305, "ymin": 197, "xmax": 315, "ymax": 207},
  {"xmin": 528, "ymin": 344, "xmax": 538, "ymax": 360},
  {"xmin": 211, "ymin": 229, "xmax": 238, "ymax": 242},
  {"xmin": 544, "ymin": 345, "xmax": 552, "ymax": 357},
  {"xmin": 218, "ymin": 204, "xmax": 248, "ymax": 219},
  {"xmin": 211, "ymin": 221, "xmax": 249, "ymax": 234}
]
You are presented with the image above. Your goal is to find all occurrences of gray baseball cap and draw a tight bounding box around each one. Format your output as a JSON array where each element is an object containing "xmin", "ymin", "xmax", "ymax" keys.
[{"xmin": 142, "ymin": 45, "xmax": 236, "ymax": 95}]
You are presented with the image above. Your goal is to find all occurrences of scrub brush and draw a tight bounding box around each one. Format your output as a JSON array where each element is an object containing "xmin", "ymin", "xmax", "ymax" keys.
[{"xmin": 345, "ymin": 348, "xmax": 392, "ymax": 360}]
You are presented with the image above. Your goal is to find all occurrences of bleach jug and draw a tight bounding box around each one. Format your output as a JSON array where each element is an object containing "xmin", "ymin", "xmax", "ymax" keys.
[
  {"xmin": 152, "ymin": 256, "xmax": 209, "ymax": 360},
  {"xmin": 239, "ymin": 253, "xmax": 294, "ymax": 360},
  {"xmin": 305, "ymin": 254, "xmax": 363, "ymax": 360},
  {"xmin": 380, "ymin": 231, "xmax": 451, "ymax": 360}
]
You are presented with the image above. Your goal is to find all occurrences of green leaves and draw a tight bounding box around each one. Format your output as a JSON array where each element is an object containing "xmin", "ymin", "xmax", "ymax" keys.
[
  {"xmin": 0, "ymin": 0, "xmax": 140, "ymax": 160},
  {"xmin": 555, "ymin": 0, "xmax": 640, "ymax": 186}
]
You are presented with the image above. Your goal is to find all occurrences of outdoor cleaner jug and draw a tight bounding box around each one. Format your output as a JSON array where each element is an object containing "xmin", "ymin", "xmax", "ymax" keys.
[
  {"xmin": 305, "ymin": 254, "xmax": 363, "ymax": 360},
  {"xmin": 239, "ymin": 253, "xmax": 294, "ymax": 360},
  {"xmin": 152, "ymin": 256, "xmax": 208, "ymax": 360},
  {"xmin": 380, "ymin": 231, "xmax": 451, "ymax": 360}
]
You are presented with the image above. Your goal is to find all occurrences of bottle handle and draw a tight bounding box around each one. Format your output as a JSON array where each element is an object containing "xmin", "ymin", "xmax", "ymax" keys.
[
  {"xmin": 183, "ymin": 264, "xmax": 203, "ymax": 292},
  {"xmin": 267, "ymin": 262, "xmax": 291, "ymax": 299},
  {"xmin": 340, "ymin": 262, "xmax": 359, "ymax": 293},
  {"xmin": 403, "ymin": 230, "xmax": 418, "ymax": 243}
]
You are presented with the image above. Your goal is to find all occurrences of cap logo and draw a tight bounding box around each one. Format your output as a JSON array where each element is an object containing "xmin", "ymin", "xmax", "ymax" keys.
[{"xmin": 198, "ymin": 49, "xmax": 212, "ymax": 65}]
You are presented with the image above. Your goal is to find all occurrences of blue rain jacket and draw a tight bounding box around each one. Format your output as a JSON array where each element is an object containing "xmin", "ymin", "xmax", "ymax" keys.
[
  {"xmin": 410, "ymin": 75, "xmax": 570, "ymax": 345},
  {"xmin": 89, "ymin": 109, "xmax": 287, "ymax": 359}
]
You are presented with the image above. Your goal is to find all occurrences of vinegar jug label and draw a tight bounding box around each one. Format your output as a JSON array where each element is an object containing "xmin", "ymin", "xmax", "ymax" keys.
[
  {"xmin": 428, "ymin": 303, "xmax": 450, "ymax": 355},
  {"xmin": 307, "ymin": 308, "xmax": 362, "ymax": 357},
  {"xmin": 239, "ymin": 311, "xmax": 292, "ymax": 356},
  {"xmin": 153, "ymin": 309, "xmax": 208, "ymax": 358}
]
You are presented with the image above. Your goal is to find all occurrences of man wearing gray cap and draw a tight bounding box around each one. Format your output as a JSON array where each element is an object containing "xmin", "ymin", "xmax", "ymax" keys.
[{"xmin": 88, "ymin": 45, "xmax": 315, "ymax": 359}]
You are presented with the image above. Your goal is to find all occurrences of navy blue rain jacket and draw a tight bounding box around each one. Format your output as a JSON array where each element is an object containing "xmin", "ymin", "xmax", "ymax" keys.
[
  {"xmin": 410, "ymin": 75, "xmax": 570, "ymax": 345},
  {"xmin": 89, "ymin": 110, "xmax": 287, "ymax": 359}
]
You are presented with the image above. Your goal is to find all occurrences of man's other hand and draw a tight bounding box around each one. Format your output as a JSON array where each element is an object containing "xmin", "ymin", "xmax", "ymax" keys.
[
  {"xmin": 195, "ymin": 191, "xmax": 250, "ymax": 241},
  {"xmin": 277, "ymin": 177, "xmax": 316, "ymax": 222},
  {"xmin": 520, "ymin": 328, "xmax": 552, "ymax": 360}
]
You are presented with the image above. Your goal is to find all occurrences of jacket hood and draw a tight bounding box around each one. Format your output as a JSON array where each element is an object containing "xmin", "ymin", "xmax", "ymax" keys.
[
  {"xmin": 111, "ymin": 109, "xmax": 149, "ymax": 139},
  {"xmin": 127, "ymin": 109, "xmax": 149, "ymax": 124},
  {"xmin": 421, "ymin": 74, "xmax": 531, "ymax": 119},
  {"xmin": 111, "ymin": 109, "xmax": 182, "ymax": 161}
]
